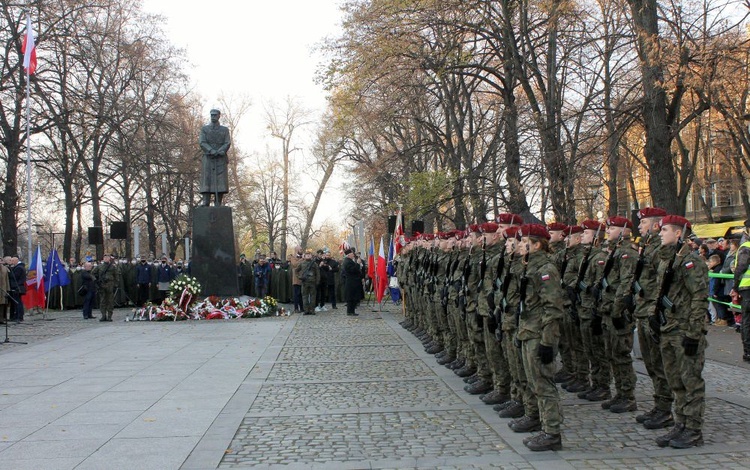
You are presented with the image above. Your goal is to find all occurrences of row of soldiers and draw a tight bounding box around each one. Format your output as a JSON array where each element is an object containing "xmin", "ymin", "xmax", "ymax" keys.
[{"xmin": 396, "ymin": 209, "xmax": 708, "ymax": 452}]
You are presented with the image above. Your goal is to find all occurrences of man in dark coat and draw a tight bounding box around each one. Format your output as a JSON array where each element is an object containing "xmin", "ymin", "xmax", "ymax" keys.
[
  {"xmin": 135, "ymin": 257, "xmax": 152, "ymax": 306},
  {"xmin": 8, "ymin": 257, "xmax": 26, "ymax": 321},
  {"xmin": 342, "ymin": 249, "xmax": 363, "ymax": 316}
]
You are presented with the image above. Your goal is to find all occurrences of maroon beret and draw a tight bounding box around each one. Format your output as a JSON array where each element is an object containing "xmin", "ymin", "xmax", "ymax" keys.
[
  {"xmin": 504, "ymin": 226, "xmax": 521, "ymax": 240},
  {"xmin": 564, "ymin": 225, "xmax": 583, "ymax": 236},
  {"xmin": 580, "ymin": 219, "xmax": 605, "ymax": 232},
  {"xmin": 606, "ymin": 216, "xmax": 633, "ymax": 229},
  {"xmin": 547, "ymin": 222, "xmax": 567, "ymax": 232},
  {"xmin": 638, "ymin": 207, "xmax": 668, "ymax": 219},
  {"xmin": 437, "ymin": 232, "xmax": 450, "ymax": 240},
  {"xmin": 481, "ymin": 222, "xmax": 499, "ymax": 233},
  {"xmin": 660, "ymin": 215, "xmax": 692, "ymax": 231},
  {"xmin": 496, "ymin": 213, "xmax": 523, "ymax": 225},
  {"xmin": 469, "ymin": 224, "xmax": 482, "ymax": 233},
  {"xmin": 520, "ymin": 224, "xmax": 551, "ymax": 240}
]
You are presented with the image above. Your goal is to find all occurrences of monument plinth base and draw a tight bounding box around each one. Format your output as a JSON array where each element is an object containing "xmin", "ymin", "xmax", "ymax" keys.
[{"xmin": 191, "ymin": 206, "xmax": 239, "ymax": 297}]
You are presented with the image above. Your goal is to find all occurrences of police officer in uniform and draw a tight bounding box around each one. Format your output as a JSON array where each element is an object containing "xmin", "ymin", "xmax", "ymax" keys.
[{"xmin": 653, "ymin": 215, "xmax": 707, "ymax": 449}]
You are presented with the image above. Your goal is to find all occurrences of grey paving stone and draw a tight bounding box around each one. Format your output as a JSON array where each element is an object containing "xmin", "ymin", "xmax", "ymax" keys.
[{"xmin": 267, "ymin": 359, "xmax": 435, "ymax": 382}]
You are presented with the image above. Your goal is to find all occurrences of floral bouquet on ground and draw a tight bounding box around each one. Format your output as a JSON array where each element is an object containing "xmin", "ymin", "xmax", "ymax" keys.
[
  {"xmin": 134, "ymin": 298, "xmax": 189, "ymax": 321},
  {"xmin": 169, "ymin": 274, "xmax": 202, "ymax": 311}
]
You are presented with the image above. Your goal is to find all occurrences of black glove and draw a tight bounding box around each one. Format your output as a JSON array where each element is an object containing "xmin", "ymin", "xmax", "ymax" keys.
[
  {"xmin": 648, "ymin": 315, "xmax": 662, "ymax": 338},
  {"xmin": 538, "ymin": 344, "xmax": 554, "ymax": 364},
  {"xmin": 589, "ymin": 285, "xmax": 600, "ymax": 300},
  {"xmin": 682, "ymin": 336, "xmax": 700, "ymax": 356},
  {"xmin": 624, "ymin": 294, "xmax": 636, "ymax": 313},
  {"xmin": 611, "ymin": 315, "xmax": 627, "ymax": 330},
  {"xmin": 591, "ymin": 315, "xmax": 603, "ymax": 336}
]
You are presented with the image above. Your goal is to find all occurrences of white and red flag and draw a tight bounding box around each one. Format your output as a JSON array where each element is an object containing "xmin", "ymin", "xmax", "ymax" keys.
[
  {"xmin": 22, "ymin": 14, "xmax": 37, "ymax": 75},
  {"xmin": 393, "ymin": 209, "xmax": 405, "ymax": 255},
  {"xmin": 375, "ymin": 235, "xmax": 388, "ymax": 302}
]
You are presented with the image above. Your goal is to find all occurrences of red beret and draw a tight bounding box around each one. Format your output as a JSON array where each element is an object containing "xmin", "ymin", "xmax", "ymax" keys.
[
  {"xmin": 580, "ymin": 219, "xmax": 605, "ymax": 232},
  {"xmin": 547, "ymin": 222, "xmax": 567, "ymax": 232},
  {"xmin": 469, "ymin": 224, "xmax": 482, "ymax": 233},
  {"xmin": 504, "ymin": 226, "xmax": 521, "ymax": 240},
  {"xmin": 520, "ymin": 224, "xmax": 551, "ymax": 240},
  {"xmin": 637, "ymin": 207, "xmax": 667, "ymax": 219},
  {"xmin": 437, "ymin": 232, "xmax": 450, "ymax": 240},
  {"xmin": 481, "ymin": 222, "xmax": 499, "ymax": 233},
  {"xmin": 606, "ymin": 216, "xmax": 633, "ymax": 229},
  {"xmin": 564, "ymin": 225, "xmax": 583, "ymax": 236},
  {"xmin": 660, "ymin": 215, "xmax": 692, "ymax": 231},
  {"xmin": 496, "ymin": 213, "xmax": 523, "ymax": 225},
  {"xmin": 423, "ymin": 233, "xmax": 435, "ymax": 241}
]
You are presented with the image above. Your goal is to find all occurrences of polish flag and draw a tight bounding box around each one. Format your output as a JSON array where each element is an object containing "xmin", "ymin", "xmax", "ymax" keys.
[
  {"xmin": 22, "ymin": 246, "xmax": 46, "ymax": 309},
  {"xmin": 393, "ymin": 209, "xmax": 405, "ymax": 255},
  {"xmin": 375, "ymin": 235, "xmax": 388, "ymax": 302},
  {"xmin": 22, "ymin": 15, "xmax": 37, "ymax": 75}
]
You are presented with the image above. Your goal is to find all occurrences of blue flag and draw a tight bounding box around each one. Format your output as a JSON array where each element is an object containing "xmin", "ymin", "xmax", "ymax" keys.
[
  {"xmin": 387, "ymin": 236, "xmax": 401, "ymax": 303},
  {"xmin": 45, "ymin": 248, "xmax": 70, "ymax": 292}
]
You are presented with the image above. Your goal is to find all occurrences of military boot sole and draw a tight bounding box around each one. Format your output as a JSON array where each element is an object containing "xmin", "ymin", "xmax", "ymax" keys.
[
  {"xmin": 577, "ymin": 388, "xmax": 595, "ymax": 399},
  {"xmin": 585, "ymin": 389, "xmax": 611, "ymax": 402}
]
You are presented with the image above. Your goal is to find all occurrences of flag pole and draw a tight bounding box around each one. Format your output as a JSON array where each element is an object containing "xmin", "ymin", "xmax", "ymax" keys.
[{"xmin": 24, "ymin": 12, "xmax": 33, "ymax": 263}]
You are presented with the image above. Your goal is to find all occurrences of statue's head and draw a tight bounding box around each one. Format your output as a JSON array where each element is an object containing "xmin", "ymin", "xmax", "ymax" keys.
[{"xmin": 210, "ymin": 109, "xmax": 221, "ymax": 124}]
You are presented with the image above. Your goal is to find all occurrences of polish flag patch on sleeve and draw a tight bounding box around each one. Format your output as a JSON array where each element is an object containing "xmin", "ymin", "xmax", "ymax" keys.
[
  {"xmin": 597, "ymin": 260, "xmax": 605, "ymax": 265},
  {"xmin": 621, "ymin": 254, "xmax": 629, "ymax": 259},
  {"xmin": 685, "ymin": 261, "xmax": 695, "ymax": 269},
  {"xmin": 541, "ymin": 274, "xmax": 550, "ymax": 281}
]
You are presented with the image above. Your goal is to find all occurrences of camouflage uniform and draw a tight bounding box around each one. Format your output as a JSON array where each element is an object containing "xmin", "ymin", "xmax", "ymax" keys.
[
  {"xmin": 601, "ymin": 239, "xmax": 639, "ymax": 406},
  {"xmin": 579, "ymin": 245, "xmax": 610, "ymax": 395},
  {"xmin": 447, "ymin": 247, "xmax": 470, "ymax": 364},
  {"xmin": 634, "ymin": 235, "xmax": 673, "ymax": 415},
  {"xmin": 656, "ymin": 244, "xmax": 708, "ymax": 434},
  {"xmin": 561, "ymin": 243, "xmax": 588, "ymax": 386},
  {"xmin": 477, "ymin": 240, "xmax": 511, "ymax": 395},
  {"xmin": 500, "ymin": 252, "xmax": 528, "ymax": 406},
  {"xmin": 93, "ymin": 260, "xmax": 120, "ymax": 321},
  {"xmin": 517, "ymin": 250, "xmax": 564, "ymax": 435},
  {"xmin": 464, "ymin": 244, "xmax": 489, "ymax": 378},
  {"xmin": 550, "ymin": 240, "xmax": 573, "ymax": 379}
]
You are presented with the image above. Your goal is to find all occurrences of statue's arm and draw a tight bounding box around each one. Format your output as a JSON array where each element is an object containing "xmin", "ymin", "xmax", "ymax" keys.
[
  {"xmin": 199, "ymin": 128, "xmax": 215, "ymax": 156},
  {"xmin": 215, "ymin": 128, "xmax": 231, "ymax": 156}
]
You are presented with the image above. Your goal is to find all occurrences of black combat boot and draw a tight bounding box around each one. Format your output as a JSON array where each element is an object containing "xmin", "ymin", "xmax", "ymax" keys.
[
  {"xmin": 585, "ymin": 387, "xmax": 611, "ymax": 402},
  {"xmin": 643, "ymin": 409, "xmax": 675, "ymax": 430},
  {"xmin": 437, "ymin": 354, "xmax": 456, "ymax": 365},
  {"xmin": 524, "ymin": 432, "xmax": 562, "ymax": 451},
  {"xmin": 481, "ymin": 390, "xmax": 510, "ymax": 405},
  {"xmin": 455, "ymin": 364, "xmax": 477, "ymax": 378},
  {"xmin": 464, "ymin": 379, "xmax": 492, "ymax": 395},
  {"xmin": 577, "ymin": 386, "xmax": 595, "ymax": 399},
  {"xmin": 509, "ymin": 415, "xmax": 541, "ymax": 433},
  {"xmin": 435, "ymin": 350, "xmax": 448, "ymax": 359},
  {"xmin": 448, "ymin": 358, "xmax": 465, "ymax": 370},
  {"xmin": 610, "ymin": 398, "xmax": 637, "ymax": 413},
  {"xmin": 498, "ymin": 401, "xmax": 525, "ymax": 419},
  {"xmin": 669, "ymin": 428, "xmax": 703, "ymax": 449},
  {"xmin": 635, "ymin": 407, "xmax": 659, "ymax": 423},
  {"xmin": 565, "ymin": 380, "xmax": 588, "ymax": 393},
  {"xmin": 600, "ymin": 395, "xmax": 621, "ymax": 409},
  {"xmin": 493, "ymin": 399, "xmax": 515, "ymax": 412},
  {"xmin": 553, "ymin": 370, "xmax": 573, "ymax": 384},
  {"xmin": 425, "ymin": 343, "xmax": 443, "ymax": 354},
  {"xmin": 655, "ymin": 423, "xmax": 685, "ymax": 448},
  {"xmin": 463, "ymin": 373, "xmax": 480, "ymax": 384}
]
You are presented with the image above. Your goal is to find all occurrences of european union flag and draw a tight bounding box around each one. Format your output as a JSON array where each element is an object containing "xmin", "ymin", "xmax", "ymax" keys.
[{"xmin": 45, "ymin": 248, "xmax": 70, "ymax": 292}]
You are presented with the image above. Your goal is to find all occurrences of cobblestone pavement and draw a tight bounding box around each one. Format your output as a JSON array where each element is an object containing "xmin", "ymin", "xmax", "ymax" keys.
[{"xmin": 210, "ymin": 303, "xmax": 750, "ymax": 469}]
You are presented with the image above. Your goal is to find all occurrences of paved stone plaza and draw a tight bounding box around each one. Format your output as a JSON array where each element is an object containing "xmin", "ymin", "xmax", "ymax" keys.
[{"xmin": 1, "ymin": 305, "xmax": 749, "ymax": 469}]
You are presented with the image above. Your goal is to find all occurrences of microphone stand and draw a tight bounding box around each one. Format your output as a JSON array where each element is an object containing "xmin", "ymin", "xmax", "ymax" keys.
[{"xmin": 0, "ymin": 286, "xmax": 28, "ymax": 345}]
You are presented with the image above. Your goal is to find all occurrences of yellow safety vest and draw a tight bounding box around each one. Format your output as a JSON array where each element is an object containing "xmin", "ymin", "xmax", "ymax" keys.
[{"xmin": 735, "ymin": 241, "xmax": 750, "ymax": 289}]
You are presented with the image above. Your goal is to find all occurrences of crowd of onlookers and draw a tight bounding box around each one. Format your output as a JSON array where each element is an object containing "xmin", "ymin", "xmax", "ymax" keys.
[{"xmin": 688, "ymin": 235, "xmax": 741, "ymax": 328}]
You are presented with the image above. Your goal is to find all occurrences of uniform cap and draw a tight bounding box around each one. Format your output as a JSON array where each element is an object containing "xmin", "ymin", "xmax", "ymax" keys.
[
  {"xmin": 606, "ymin": 216, "xmax": 633, "ymax": 229},
  {"xmin": 469, "ymin": 224, "xmax": 482, "ymax": 233},
  {"xmin": 520, "ymin": 224, "xmax": 551, "ymax": 240},
  {"xmin": 580, "ymin": 219, "xmax": 605, "ymax": 232},
  {"xmin": 637, "ymin": 207, "xmax": 667, "ymax": 219},
  {"xmin": 496, "ymin": 213, "xmax": 524, "ymax": 225},
  {"xmin": 659, "ymin": 215, "xmax": 692, "ymax": 231},
  {"xmin": 563, "ymin": 225, "xmax": 583, "ymax": 236},
  {"xmin": 547, "ymin": 222, "xmax": 567, "ymax": 232},
  {"xmin": 481, "ymin": 222, "xmax": 499, "ymax": 233}
]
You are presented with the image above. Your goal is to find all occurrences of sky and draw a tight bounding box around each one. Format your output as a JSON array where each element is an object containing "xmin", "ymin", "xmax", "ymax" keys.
[{"xmin": 141, "ymin": 0, "xmax": 349, "ymax": 226}]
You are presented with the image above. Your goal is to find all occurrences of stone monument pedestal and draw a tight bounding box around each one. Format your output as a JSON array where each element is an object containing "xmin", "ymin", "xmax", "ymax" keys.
[{"xmin": 191, "ymin": 206, "xmax": 239, "ymax": 297}]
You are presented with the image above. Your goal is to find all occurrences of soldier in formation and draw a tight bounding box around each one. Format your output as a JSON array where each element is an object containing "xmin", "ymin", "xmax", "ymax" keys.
[{"xmin": 397, "ymin": 209, "xmax": 707, "ymax": 451}]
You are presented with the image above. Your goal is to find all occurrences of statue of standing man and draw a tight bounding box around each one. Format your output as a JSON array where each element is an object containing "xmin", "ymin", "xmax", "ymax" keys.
[{"xmin": 199, "ymin": 109, "xmax": 231, "ymax": 206}]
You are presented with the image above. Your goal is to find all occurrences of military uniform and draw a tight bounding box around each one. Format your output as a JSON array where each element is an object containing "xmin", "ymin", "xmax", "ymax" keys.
[
  {"xmin": 633, "ymin": 231, "xmax": 674, "ymax": 428},
  {"xmin": 560, "ymin": 240, "xmax": 588, "ymax": 391},
  {"xmin": 295, "ymin": 257, "xmax": 320, "ymax": 315},
  {"xmin": 499, "ymin": 244, "xmax": 528, "ymax": 418},
  {"xmin": 93, "ymin": 259, "xmax": 119, "ymax": 321},
  {"xmin": 654, "ymin": 216, "xmax": 708, "ymax": 448},
  {"xmin": 600, "ymin": 232, "xmax": 639, "ymax": 412},
  {"xmin": 514, "ymin": 233, "xmax": 564, "ymax": 451},
  {"xmin": 578, "ymin": 239, "xmax": 610, "ymax": 400},
  {"xmin": 461, "ymin": 239, "xmax": 489, "ymax": 380},
  {"xmin": 447, "ymin": 245, "xmax": 471, "ymax": 370},
  {"xmin": 549, "ymin": 236, "xmax": 574, "ymax": 382}
]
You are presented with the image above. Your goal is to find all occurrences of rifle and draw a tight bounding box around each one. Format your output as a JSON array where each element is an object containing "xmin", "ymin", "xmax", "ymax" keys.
[
  {"xmin": 595, "ymin": 231, "xmax": 623, "ymax": 298},
  {"xmin": 477, "ymin": 235, "xmax": 487, "ymax": 292},
  {"xmin": 457, "ymin": 250, "xmax": 471, "ymax": 317},
  {"xmin": 559, "ymin": 240, "xmax": 570, "ymax": 288},
  {"xmin": 651, "ymin": 223, "xmax": 688, "ymax": 341},
  {"xmin": 625, "ymin": 234, "xmax": 650, "ymax": 317},
  {"xmin": 515, "ymin": 241, "xmax": 530, "ymax": 347}
]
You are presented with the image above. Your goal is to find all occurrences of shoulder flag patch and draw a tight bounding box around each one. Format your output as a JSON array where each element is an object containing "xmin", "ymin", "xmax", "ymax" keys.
[
  {"xmin": 541, "ymin": 274, "xmax": 550, "ymax": 281},
  {"xmin": 597, "ymin": 260, "xmax": 605, "ymax": 265},
  {"xmin": 621, "ymin": 254, "xmax": 629, "ymax": 259},
  {"xmin": 685, "ymin": 261, "xmax": 695, "ymax": 269}
]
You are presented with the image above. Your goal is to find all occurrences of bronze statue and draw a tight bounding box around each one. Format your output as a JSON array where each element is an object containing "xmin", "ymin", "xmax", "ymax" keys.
[{"xmin": 199, "ymin": 109, "xmax": 231, "ymax": 206}]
